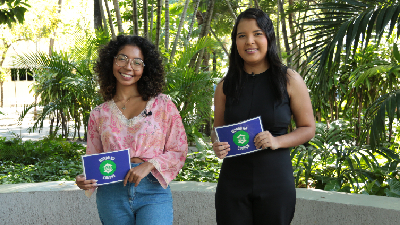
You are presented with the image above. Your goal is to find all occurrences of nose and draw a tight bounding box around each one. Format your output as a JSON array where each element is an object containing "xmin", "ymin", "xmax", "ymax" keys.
[
  {"xmin": 246, "ymin": 36, "xmax": 254, "ymax": 45},
  {"xmin": 124, "ymin": 59, "xmax": 134, "ymax": 70}
]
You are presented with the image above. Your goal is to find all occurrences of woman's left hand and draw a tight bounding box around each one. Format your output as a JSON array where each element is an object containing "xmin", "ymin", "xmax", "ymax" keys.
[
  {"xmin": 254, "ymin": 131, "xmax": 280, "ymax": 150},
  {"xmin": 123, "ymin": 162, "xmax": 155, "ymax": 187}
]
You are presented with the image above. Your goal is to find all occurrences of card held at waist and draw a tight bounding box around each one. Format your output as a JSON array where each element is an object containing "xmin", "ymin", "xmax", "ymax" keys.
[
  {"xmin": 82, "ymin": 149, "xmax": 131, "ymax": 185},
  {"xmin": 215, "ymin": 116, "xmax": 264, "ymax": 158}
]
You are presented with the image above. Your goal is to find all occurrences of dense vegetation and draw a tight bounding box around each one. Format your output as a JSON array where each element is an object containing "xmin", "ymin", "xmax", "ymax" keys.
[{"xmin": 0, "ymin": 0, "xmax": 399, "ymax": 197}]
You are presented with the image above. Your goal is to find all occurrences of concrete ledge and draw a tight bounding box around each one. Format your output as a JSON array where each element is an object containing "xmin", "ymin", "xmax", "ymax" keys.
[{"xmin": 1, "ymin": 181, "xmax": 400, "ymax": 225}]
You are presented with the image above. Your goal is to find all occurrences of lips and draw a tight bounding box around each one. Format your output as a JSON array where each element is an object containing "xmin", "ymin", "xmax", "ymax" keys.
[
  {"xmin": 121, "ymin": 73, "xmax": 133, "ymax": 78},
  {"xmin": 246, "ymin": 48, "xmax": 258, "ymax": 53}
]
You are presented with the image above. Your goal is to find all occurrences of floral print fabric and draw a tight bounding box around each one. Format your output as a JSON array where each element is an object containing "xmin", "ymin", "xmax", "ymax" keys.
[{"xmin": 86, "ymin": 94, "xmax": 188, "ymax": 188}]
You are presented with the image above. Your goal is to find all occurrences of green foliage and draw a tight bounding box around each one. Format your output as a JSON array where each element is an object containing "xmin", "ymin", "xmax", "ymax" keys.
[
  {"xmin": 0, "ymin": 137, "xmax": 85, "ymax": 184},
  {"xmin": 292, "ymin": 120, "xmax": 400, "ymax": 197},
  {"xmin": 0, "ymin": 0, "xmax": 30, "ymax": 28},
  {"xmin": 384, "ymin": 178, "xmax": 400, "ymax": 197},
  {"xmin": 15, "ymin": 30, "xmax": 108, "ymax": 140},
  {"xmin": 0, "ymin": 136, "xmax": 84, "ymax": 164},
  {"xmin": 175, "ymin": 136, "xmax": 221, "ymax": 183},
  {"xmin": 164, "ymin": 37, "xmax": 221, "ymax": 141}
]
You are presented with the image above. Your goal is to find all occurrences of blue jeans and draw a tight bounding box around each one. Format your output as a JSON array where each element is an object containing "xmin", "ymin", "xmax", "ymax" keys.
[{"xmin": 96, "ymin": 163, "xmax": 173, "ymax": 225}]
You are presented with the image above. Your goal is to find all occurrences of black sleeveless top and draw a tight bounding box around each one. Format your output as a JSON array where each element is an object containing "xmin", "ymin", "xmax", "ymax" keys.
[
  {"xmin": 218, "ymin": 69, "xmax": 296, "ymax": 225},
  {"xmin": 224, "ymin": 69, "xmax": 291, "ymax": 137}
]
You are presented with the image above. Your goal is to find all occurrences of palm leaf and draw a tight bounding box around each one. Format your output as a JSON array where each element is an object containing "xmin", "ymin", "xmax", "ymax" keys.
[{"xmin": 368, "ymin": 90, "xmax": 400, "ymax": 149}]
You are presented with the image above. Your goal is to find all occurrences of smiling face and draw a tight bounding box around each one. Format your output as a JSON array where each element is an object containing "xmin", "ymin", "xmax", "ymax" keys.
[
  {"xmin": 113, "ymin": 45, "xmax": 144, "ymax": 88},
  {"xmin": 235, "ymin": 18, "xmax": 269, "ymax": 72}
]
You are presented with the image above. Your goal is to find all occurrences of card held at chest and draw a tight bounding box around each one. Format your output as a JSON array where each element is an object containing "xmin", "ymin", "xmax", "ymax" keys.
[
  {"xmin": 215, "ymin": 116, "xmax": 264, "ymax": 158},
  {"xmin": 82, "ymin": 149, "xmax": 131, "ymax": 185}
]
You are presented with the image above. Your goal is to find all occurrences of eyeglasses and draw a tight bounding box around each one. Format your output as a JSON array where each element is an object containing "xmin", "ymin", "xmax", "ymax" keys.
[{"xmin": 114, "ymin": 54, "xmax": 145, "ymax": 69}]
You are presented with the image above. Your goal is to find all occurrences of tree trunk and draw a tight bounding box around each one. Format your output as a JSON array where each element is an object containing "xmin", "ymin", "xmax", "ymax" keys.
[
  {"xmin": 99, "ymin": 0, "xmax": 109, "ymax": 34},
  {"xmin": 213, "ymin": 51, "xmax": 216, "ymax": 71},
  {"xmin": 357, "ymin": 89, "xmax": 363, "ymax": 145},
  {"xmin": 253, "ymin": 0, "xmax": 260, "ymax": 9},
  {"xmin": 113, "ymin": 0, "xmax": 124, "ymax": 34},
  {"xmin": 202, "ymin": 49, "xmax": 210, "ymax": 71},
  {"xmin": 225, "ymin": 0, "xmax": 236, "ymax": 20},
  {"xmin": 165, "ymin": 0, "xmax": 170, "ymax": 50},
  {"xmin": 210, "ymin": 27, "xmax": 228, "ymax": 56},
  {"xmin": 104, "ymin": 0, "xmax": 116, "ymax": 39},
  {"xmin": 49, "ymin": 0, "xmax": 62, "ymax": 55},
  {"xmin": 155, "ymin": 0, "xmax": 162, "ymax": 50},
  {"xmin": 150, "ymin": 3, "xmax": 154, "ymax": 41},
  {"xmin": 288, "ymin": 0, "xmax": 298, "ymax": 70},
  {"xmin": 278, "ymin": 0, "xmax": 291, "ymax": 66},
  {"xmin": 0, "ymin": 81, "xmax": 3, "ymax": 108},
  {"xmin": 276, "ymin": 5, "xmax": 281, "ymax": 57},
  {"xmin": 143, "ymin": 0, "xmax": 149, "ymax": 39},
  {"xmin": 49, "ymin": 116, "xmax": 54, "ymax": 137},
  {"xmin": 194, "ymin": 1, "xmax": 215, "ymax": 74},
  {"xmin": 186, "ymin": 0, "xmax": 200, "ymax": 41},
  {"xmin": 132, "ymin": 0, "xmax": 138, "ymax": 35},
  {"xmin": 94, "ymin": 0, "xmax": 103, "ymax": 30},
  {"xmin": 170, "ymin": 0, "xmax": 190, "ymax": 62}
]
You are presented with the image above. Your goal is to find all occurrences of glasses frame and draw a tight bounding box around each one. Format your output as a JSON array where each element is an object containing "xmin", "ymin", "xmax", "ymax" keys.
[{"xmin": 114, "ymin": 54, "xmax": 145, "ymax": 69}]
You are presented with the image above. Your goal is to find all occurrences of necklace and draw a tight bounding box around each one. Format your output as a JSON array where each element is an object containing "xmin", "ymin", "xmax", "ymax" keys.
[
  {"xmin": 118, "ymin": 96, "xmax": 133, "ymax": 111},
  {"xmin": 121, "ymin": 97, "xmax": 131, "ymax": 111}
]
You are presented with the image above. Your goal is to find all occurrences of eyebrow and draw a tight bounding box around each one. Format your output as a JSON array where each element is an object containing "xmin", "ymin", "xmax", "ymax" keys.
[
  {"xmin": 118, "ymin": 54, "xmax": 143, "ymax": 60},
  {"xmin": 237, "ymin": 30, "xmax": 263, "ymax": 35}
]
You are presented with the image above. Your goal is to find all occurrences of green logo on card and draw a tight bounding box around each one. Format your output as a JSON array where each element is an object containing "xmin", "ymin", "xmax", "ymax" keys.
[
  {"xmin": 99, "ymin": 160, "xmax": 116, "ymax": 176},
  {"xmin": 233, "ymin": 130, "xmax": 249, "ymax": 146}
]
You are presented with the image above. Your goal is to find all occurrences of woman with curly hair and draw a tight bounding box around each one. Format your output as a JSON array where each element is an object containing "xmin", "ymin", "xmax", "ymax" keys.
[
  {"xmin": 75, "ymin": 35, "xmax": 188, "ymax": 225},
  {"xmin": 212, "ymin": 8, "xmax": 315, "ymax": 224}
]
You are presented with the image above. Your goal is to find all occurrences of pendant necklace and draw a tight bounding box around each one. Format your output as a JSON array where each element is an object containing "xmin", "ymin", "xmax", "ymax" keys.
[{"xmin": 121, "ymin": 97, "xmax": 132, "ymax": 111}]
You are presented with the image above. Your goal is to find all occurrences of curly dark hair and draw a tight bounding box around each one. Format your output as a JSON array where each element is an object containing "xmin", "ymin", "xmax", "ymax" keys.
[
  {"xmin": 94, "ymin": 35, "xmax": 165, "ymax": 101},
  {"xmin": 223, "ymin": 8, "xmax": 288, "ymax": 101}
]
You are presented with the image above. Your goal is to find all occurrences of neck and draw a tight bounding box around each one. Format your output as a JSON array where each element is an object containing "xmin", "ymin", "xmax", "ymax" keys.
[
  {"xmin": 114, "ymin": 84, "xmax": 140, "ymax": 101},
  {"xmin": 244, "ymin": 60, "xmax": 269, "ymax": 75}
]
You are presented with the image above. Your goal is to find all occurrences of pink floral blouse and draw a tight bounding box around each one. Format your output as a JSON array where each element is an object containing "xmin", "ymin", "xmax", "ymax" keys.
[{"xmin": 86, "ymin": 93, "xmax": 188, "ymax": 188}]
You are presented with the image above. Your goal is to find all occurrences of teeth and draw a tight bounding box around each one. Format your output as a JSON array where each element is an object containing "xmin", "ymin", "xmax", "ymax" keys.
[
  {"xmin": 121, "ymin": 73, "xmax": 132, "ymax": 78},
  {"xmin": 246, "ymin": 49, "xmax": 257, "ymax": 52}
]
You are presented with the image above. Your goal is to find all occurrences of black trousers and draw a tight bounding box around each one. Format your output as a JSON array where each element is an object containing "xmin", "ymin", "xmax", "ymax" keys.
[{"xmin": 215, "ymin": 149, "xmax": 296, "ymax": 225}]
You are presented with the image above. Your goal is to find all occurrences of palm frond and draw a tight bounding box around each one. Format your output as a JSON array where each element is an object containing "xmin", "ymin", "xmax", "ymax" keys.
[{"xmin": 366, "ymin": 89, "xmax": 400, "ymax": 149}]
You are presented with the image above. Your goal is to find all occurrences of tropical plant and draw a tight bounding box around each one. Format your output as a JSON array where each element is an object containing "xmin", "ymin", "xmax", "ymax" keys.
[
  {"xmin": 175, "ymin": 135, "xmax": 221, "ymax": 183},
  {"xmin": 164, "ymin": 37, "xmax": 219, "ymax": 141},
  {"xmin": 15, "ymin": 30, "xmax": 109, "ymax": 140},
  {"xmin": 0, "ymin": 136, "xmax": 85, "ymax": 184},
  {"xmin": 292, "ymin": 120, "xmax": 400, "ymax": 196},
  {"xmin": 0, "ymin": 0, "xmax": 30, "ymax": 28},
  {"xmin": 295, "ymin": 0, "xmax": 400, "ymax": 147}
]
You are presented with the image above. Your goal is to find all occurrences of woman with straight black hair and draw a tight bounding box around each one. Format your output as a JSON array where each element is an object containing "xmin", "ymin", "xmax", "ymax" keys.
[{"xmin": 212, "ymin": 8, "xmax": 315, "ymax": 225}]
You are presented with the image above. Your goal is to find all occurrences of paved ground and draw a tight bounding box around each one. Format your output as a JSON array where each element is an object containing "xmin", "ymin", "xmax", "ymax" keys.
[{"xmin": 0, "ymin": 106, "xmax": 86, "ymax": 142}]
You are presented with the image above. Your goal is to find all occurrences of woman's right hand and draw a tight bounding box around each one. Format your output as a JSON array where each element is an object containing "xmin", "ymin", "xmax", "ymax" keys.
[
  {"xmin": 212, "ymin": 142, "xmax": 230, "ymax": 159},
  {"xmin": 75, "ymin": 174, "xmax": 97, "ymax": 190}
]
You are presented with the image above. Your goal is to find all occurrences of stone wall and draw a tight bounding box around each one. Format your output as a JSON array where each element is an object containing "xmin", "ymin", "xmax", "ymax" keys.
[{"xmin": 1, "ymin": 181, "xmax": 399, "ymax": 225}]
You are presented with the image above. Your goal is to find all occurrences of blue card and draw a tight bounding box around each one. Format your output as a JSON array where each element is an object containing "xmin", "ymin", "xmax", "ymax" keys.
[
  {"xmin": 82, "ymin": 149, "xmax": 131, "ymax": 185},
  {"xmin": 215, "ymin": 116, "xmax": 264, "ymax": 158}
]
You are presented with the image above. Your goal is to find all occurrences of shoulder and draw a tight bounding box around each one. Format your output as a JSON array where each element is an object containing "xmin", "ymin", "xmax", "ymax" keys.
[
  {"xmin": 286, "ymin": 69, "xmax": 308, "ymax": 98},
  {"xmin": 155, "ymin": 93, "xmax": 171, "ymax": 101},
  {"xmin": 153, "ymin": 93, "xmax": 172, "ymax": 106},
  {"xmin": 215, "ymin": 79, "xmax": 225, "ymax": 96},
  {"xmin": 90, "ymin": 101, "xmax": 111, "ymax": 117},
  {"xmin": 152, "ymin": 93, "xmax": 178, "ymax": 111}
]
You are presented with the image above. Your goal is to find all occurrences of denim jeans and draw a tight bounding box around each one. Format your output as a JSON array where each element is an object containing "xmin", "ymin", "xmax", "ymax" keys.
[{"xmin": 96, "ymin": 163, "xmax": 173, "ymax": 225}]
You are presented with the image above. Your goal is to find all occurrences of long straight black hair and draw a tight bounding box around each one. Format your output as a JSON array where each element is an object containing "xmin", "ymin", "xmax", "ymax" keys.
[{"xmin": 223, "ymin": 8, "xmax": 288, "ymax": 101}]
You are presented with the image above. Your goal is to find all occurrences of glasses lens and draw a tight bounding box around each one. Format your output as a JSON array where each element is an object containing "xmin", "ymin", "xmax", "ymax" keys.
[
  {"xmin": 116, "ymin": 55, "xmax": 128, "ymax": 67},
  {"xmin": 132, "ymin": 59, "xmax": 144, "ymax": 68}
]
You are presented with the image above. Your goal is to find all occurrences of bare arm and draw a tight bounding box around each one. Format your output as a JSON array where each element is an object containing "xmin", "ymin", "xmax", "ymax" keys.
[
  {"xmin": 254, "ymin": 69, "xmax": 315, "ymax": 149},
  {"xmin": 212, "ymin": 81, "xmax": 230, "ymax": 158}
]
